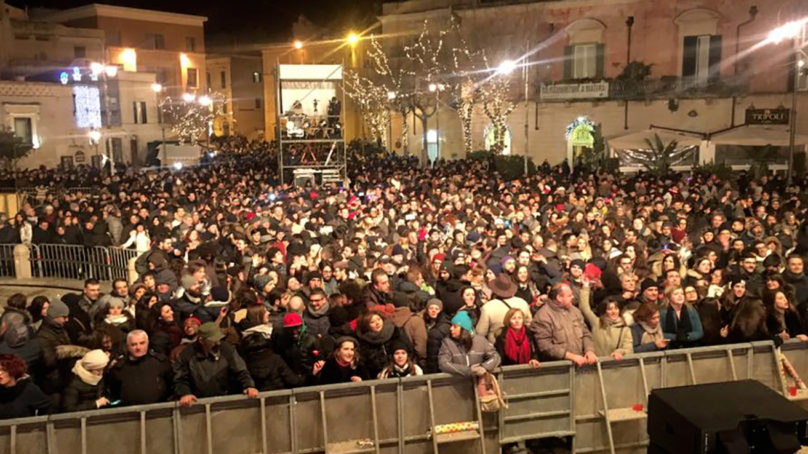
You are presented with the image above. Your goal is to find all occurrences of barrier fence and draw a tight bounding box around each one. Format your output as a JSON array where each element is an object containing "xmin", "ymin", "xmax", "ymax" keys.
[
  {"xmin": 1, "ymin": 339, "xmax": 806, "ymax": 454},
  {"xmin": 0, "ymin": 244, "xmax": 139, "ymax": 283}
]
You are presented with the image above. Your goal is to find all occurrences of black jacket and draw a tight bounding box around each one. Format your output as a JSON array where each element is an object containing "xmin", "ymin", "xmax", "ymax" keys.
[
  {"xmin": 62, "ymin": 376, "xmax": 105, "ymax": 412},
  {"xmin": 318, "ymin": 357, "xmax": 370, "ymax": 385},
  {"xmin": 173, "ymin": 341, "xmax": 254, "ymax": 398},
  {"xmin": 0, "ymin": 377, "xmax": 52, "ymax": 418},
  {"xmin": 494, "ymin": 328, "xmax": 540, "ymax": 366},
  {"xmin": 425, "ymin": 314, "xmax": 451, "ymax": 374},
  {"xmin": 356, "ymin": 322, "xmax": 412, "ymax": 378},
  {"xmin": 240, "ymin": 331, "xmax": 304, "ymax": 391},
  {"xmin": 35, "ymin": 319, "xmax": 73, "ymax": 394},
  {"xmin": 107, "ymin": 351, "xmax": 172, "ymax": 405}
]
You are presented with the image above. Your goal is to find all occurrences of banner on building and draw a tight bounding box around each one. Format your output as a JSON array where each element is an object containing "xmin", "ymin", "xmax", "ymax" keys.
[
  {"xmin": 540, "ymin": 81, "xmax": 609, "ymax": 100},
  {"xmin": 745, "ymin": 108, "xmax": 790, "ymax": 125}
]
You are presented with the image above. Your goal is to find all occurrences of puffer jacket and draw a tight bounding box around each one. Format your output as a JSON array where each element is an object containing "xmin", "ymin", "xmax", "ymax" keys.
[
  {"xmin": 438, "ymin": 334, "xmax": 501, "ymax": 376},
  {"xmin": 240, "ymin": 326, "xmax": 304, "ymax": 391},
  {"xmin": 62, "ymin": 376, "xmax": 105, "ymax": 412}
]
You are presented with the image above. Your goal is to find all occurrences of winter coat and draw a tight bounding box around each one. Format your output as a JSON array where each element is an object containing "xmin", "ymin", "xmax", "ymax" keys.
[
  {"xmin": 107, "ymin": 352, "xmax": 173, "ymax": 405},
  {"xmin": 62, "ymin": 376, "xmax": 105, "ymax": 412},
  {"xmin": 35, "ymin": 319, "xmax": 74, "ymax": 394},
  {"xmin": 579, "ymin": 287, "xmax": 633, "ymax": 357},
  {"xmin": 438, "ymin": 334, "xmax": 501, "ymax": 376},
  {"xmin": 173, "ymin": 341, "xmax": 255, "ymax": 398},
  {"xmin": 356, "ymin": 320, "xmax": 412, "ymax": 378},
  {"xmin": 318, "ymin": 357, "xmax": 371, "ymax": 384},
  {"xmin": 0, "ymin": 377, "xmax": 52, "ymax": 418},
  {"xmin": 630, "ymin": 323, "xmax": 665, "ymax": 353},
  {"xmin": 0, "ymin": 326, "xmax": 43, "ymax": 379},
  {"xmin": 494, "ymin": 328, "xmax": 540, "ymax": 366},
  {"xmin": 389, "ymin": 307, "xmax": 428, "ymax": 361},
  {"xmin": 240, "ymin": 327, "xmax": 304, "ymax": 391},
  {"xmin": 476, "ymin": 296, "xmax": 533, "ymax": 344},
  {"xmin": 425, "ymin": 313, "xmax": 451, "ymax": 373},
  {"xmin": 303, "ymin": 303, "xmax": 332, "ymax": 339}
]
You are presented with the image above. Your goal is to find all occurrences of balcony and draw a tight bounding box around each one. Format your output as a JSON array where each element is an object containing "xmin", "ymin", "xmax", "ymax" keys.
[{"xmin": 538, "ymin": 76, "xmax": 749, "ymax": 102}]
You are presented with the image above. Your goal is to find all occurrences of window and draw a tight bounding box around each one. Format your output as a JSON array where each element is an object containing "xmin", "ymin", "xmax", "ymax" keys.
[
  {"xmin": 74, "ymin": 46, "xmax": 86, "ymax": 58},
  {"xmin": 186, "ymin": 68, "xmax": 198, "ymax": 89},
  {"xmin": 222, "ymin": 102, "xmax": 228, "ymax": 114},
  {"xmin": 132, "ymin": 101, "xmax": 147, "ymax": 124},
  {"xmin": 185, "ymin": 37, "xmax": 196, "ymax": 52},
  {"xmin": 147, "ymin": 33, "xmax": 165, "ymax": 50},
  {"xmin": 252, "ymin": 72, "xmax": 262, "ymax": 83},
  {"xmin": 563, "ymin": 43, "xmax": 604, "ymax": 80},
  {"xmin": 255, "ymin": 98, "xmax": 261, "ymax": 109},
  {"xmin": 12, "ymin": 118, "xmax": 33, "ymax": 144},
  {"xmin": 206, "ymin": 72, "xmax": 211, "ymax": 90},
  {"xmin": 682, "ymin": 35, "xmax": 721, "ymax": 85},
  {"xmin": 220, "ymin": 71, "xmax": 226, "ymax": 89}
]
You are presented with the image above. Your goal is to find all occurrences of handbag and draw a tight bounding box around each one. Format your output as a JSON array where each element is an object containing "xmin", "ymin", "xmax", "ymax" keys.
[{"xmin": 477, "ymin": 372, "xmax": 508, "ymax": 413}]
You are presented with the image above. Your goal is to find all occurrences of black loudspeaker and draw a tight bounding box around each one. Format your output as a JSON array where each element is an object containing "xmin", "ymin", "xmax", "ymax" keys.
[{"xmin": 648, "ymin": 380, "xmax": 808, "ymax": 454}]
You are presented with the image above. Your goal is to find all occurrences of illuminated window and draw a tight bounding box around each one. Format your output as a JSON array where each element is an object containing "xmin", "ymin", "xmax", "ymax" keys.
[{"xmin": 13, "ymin": 118, "xmax": 32, "ymax": 144}]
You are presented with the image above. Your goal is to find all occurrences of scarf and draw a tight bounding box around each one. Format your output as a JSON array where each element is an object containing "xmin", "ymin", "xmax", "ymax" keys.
[
  {"xmin": 504, "ymin": 326, "xmax": 531, "ymax": 364},
  {"xmin": 663, "ymin": 304, "xmax": 692, "ymax": 343},
  {"xmin": 72, "ymin": 361, "xmax": 103, "ymax": 386},
  {"xmin": 105, "ymin": 314, "xmax": 129, "ymax": 326},
  {"xmin": 335, "ymin": 356, "xmax": 355, "ymax": 369},
  {"xmin": 359, "ymin": 320, "xmax": 395, "ymax": 345},
  {"xmin": 638, "ymin": 321, "xmax": 664, "ymax": 346}
]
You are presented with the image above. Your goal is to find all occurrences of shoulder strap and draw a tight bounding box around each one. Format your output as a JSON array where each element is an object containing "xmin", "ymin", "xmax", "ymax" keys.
[{"xmin": 501, "ymin": 298, "xmax": 512, "ymax": 310}]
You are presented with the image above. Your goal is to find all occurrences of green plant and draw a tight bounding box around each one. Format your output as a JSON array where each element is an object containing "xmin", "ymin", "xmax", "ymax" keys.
[
  {"xmin": 467, "ymin": 149, "xmax": 535, "ymax": 180},
  {"xmin": 617, "ymin": 61, "xmax": 653, "ymax": 81},
  {"xmin": 0, "ymin": 129, "xmax": 34, "ymax": 170},
  {"xmin": 620, "ymin": 133, "xmax": 695, "ymax": 175}
]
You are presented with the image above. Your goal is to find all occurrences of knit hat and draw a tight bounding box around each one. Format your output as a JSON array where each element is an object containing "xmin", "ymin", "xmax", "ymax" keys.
[
  {"xmin": 640, "ymin": 278, "xmax": 659, "ymax": 292},
  {"xmin": 254, "ymin": 274, "xmax": 271, "ymax": 291},
  {"xmin": 500, "ymin": 255, "xmax": 515, "ymax": 266},
  {"xmin": 210, "ymin": 286, "xmax": 230, "ymax": 303},
  {"xmin": 197, "ymin": 322, "xmax": 225, "ymax": 341},
  {"xmin": 389, "ymin": 337, "xmax": 411, "ymax": 355},
  {"xmin": 729, "ymin": 274, "xmax": 746, "ymax": 287},
  {"xmin": 426, "ymin": 298, "xmax": 443, "ymax": 311},
  {"xmin": 185, "ymin": 316, "xmax": 202, "ymax": 327},
  {"xmin": 283, "ymin": 312, "xmax": 303, "ymax": 328},
  {"xmin": 451, "ymin": 311, "xmax": 475, "ymax": 334},
  {"xmin": 48, "ymin": 299, "xmax": 70, "ymax": 319},
  {"xmin": 181, "ymin": 274, "xmax": 198, "ymax": 290},
  {"xmin": 81, "ymin": 349, "xmax": 110, "ymax": 370},
  {"xmin": 99, "ymin": 294, "xmax": 126, "ymax": 309},
  {"xmin": 432, "ymin": 253, "xmax": 446, "ymax": 263}
]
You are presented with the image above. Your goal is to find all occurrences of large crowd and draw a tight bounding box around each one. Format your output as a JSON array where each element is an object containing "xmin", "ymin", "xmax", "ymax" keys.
[{"xmin": 1, "ymin": 136, "xmax": 808, "ymax": 419}]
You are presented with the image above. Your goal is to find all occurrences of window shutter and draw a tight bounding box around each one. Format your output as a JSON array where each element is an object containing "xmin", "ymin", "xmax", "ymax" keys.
[
  {"xmin": 595, "ymin": 43, "xmax": 605, "ymax": 79},
  {"xmin": 682, "ymin": 36, "xmax": 698, "ymax": 78},
  {"xmin": 708, "ymin": 35, "xmax": 722, "ymax": 82},
  {"xmin": 563, "ymin": 46, "xmax": 573, "ymax": 80}
]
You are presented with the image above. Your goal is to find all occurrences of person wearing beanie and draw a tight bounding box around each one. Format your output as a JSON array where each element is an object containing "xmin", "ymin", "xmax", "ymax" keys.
[
  {"xmin": 378, "ymin": 337, "xmax": 424, "ymax": 378},
  {"xmin": 62, "ymin": 349, "xmax": 110, "ymax": 412},
  {"xmin": 640, "ymin": 278, "xmax": 660, "ymax": 305},
  {"xmin": 174, "ymin": 322, "xmax": 257, "ymax": 406},
  {"xmin": 438, "ymin": 311, "xmax": 500, "ymax": 376},
  {"xmin": 36, "ymin": 298, "xmax": 84, "ymax": 399},
  {"xmin": 424, "ymin": 298, "xmax": 452, "ymax": 374},
  {"xmin": 356, "ymin": 311, "xmax": 413, "ymax": 378}
]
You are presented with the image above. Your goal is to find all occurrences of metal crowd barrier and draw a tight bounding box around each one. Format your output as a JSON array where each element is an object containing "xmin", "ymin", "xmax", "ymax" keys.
[
  {"xmin": 23, "ymin": 244, "xmax": 138, "ymax": 282},
  {"xmin": 0, "ymin": 243, "xmax": 15, "ymax": 277},
  {"xmin": 0, "ymin": 340, "xmax": 804, "ymax": 454}
]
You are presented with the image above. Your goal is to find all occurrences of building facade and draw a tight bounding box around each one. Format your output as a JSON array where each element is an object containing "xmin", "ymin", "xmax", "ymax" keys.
[
  {"xmin": 206, "ymin": 55, "xmax": 265, "ymax": 139},
  {"xmin": 379, "ymin": 0, "xmax": 808, "ymax": 168}
]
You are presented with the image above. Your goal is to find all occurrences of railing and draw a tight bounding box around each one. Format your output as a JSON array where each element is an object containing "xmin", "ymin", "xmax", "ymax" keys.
[
  {"xmin": 0, "ymin": 243, "xmax": 16, "ymax": 277},
  {"xmin": 0, "ymin": 244, "xmax": 139, "ymax": 283},
  {"xmin": 0, "ymin": 339, "xmax": 804, "ymax": 454}
]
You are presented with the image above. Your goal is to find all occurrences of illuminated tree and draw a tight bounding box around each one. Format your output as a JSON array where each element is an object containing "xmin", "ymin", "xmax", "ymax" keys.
[
  {"xmin": 344, "ymin": 71, "xmax": 390, "ymax": 146},
  {"xmin": 479, "ymin": 71, "xmax": 516, "ymax": 154}
]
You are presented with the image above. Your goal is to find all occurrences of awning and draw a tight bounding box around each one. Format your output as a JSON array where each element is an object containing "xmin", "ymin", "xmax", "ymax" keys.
[
  {"xmin": 607, "ymin": 128, "xmax": 703, "ymax": 150},
  {"xmin": 710, "ymin": 125, "xmax": 808, "ymax": 146}
]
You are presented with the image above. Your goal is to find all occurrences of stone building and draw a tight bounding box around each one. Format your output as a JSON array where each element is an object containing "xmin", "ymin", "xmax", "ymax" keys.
[
  {"xmin": 206, "ymin": 55, "xmax": 265, "ymax": 139},
  {"xmin": 379, "ymin": 0, "xmax": 808, "ymax": 169}
]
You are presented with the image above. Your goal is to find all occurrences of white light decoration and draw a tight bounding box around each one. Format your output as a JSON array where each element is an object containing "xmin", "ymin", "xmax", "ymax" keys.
[
  {"xmin": 151, "ymin": 83, "xmax": 163, "ymax": 93},
  {"xmin": 197, "ymin": 95, "xmax": 212, "ymax": 107},
  {"xmin": 90, "ymin": 62, "xmax": 104, "ymax": 76},
  {"xmin": 173, "ymin": 162, "xmax": 183, "ymax": 170},
  {"xmin": 88, "ymin": 130, "xmax": 102, "ymax": 143},
  {"xmin": 182, "ymin": 93, "xmax": 196, "ymax": 102},
  {"xmin": 73, "ymin": 85, "xmax": 102, "ymax": 129},
  {"xmin": 105, "ymin": 65, "xmax": 118, "ymax": 77},
  {"xmin": 59, "ymin": 72, "xmax": 69, "ymax": 85},
  {"xmin": 72, "ymin": 67, "xmax": 82, "ymax": 82}
]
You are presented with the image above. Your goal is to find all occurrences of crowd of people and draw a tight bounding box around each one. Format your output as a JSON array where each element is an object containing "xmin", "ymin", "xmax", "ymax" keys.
[{"xmin": 2, "ymin": 137, "xmax": 808, "ymax": 419}]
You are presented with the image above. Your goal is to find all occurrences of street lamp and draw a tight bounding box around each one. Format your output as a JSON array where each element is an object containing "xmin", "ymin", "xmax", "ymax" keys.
[
  {"xmin": 182, "ymin": 92, "xmax": 196, "ymax": 102},
  {"xmin": 765, "ymin": 18, "xmax": 807, "ymax": 184},
  {"xmin": 198, "ymin": 95, "xmax": 212, "ymax": 107},
  {"xmin": 347, "ymin": 32, "xmax": 359, "ymax": 46},
  {"xmin": 152, "ymin": 83, "xmax": 168, "ymax": 166},
  {"xmin": 387, "ymin": 91, "xmax": 397, "ymax": 100},
  {"xmin": 88, "ymin": 129, "xmax": 102, "ymax": 170},
  {"xmin": 294, "ymin": 40, "xmax": 303, "ymax": 49},
  {"xmin": 497, "ymin": 59, "xmax": 517, "ymax": 75}
]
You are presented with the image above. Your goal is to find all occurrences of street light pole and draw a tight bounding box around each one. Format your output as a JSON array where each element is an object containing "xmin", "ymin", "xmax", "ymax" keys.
[{"xmin": 523, "ymin": 41, "xmax": 530, "ymax": 177}]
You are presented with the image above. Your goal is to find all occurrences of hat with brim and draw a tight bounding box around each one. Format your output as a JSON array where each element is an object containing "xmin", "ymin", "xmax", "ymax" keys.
[
  {"xmin": 198, "ymin": 322, "xmax": 225, "ymax": 342},
  {"xmin": 489, "ymin": 274, "xmax": 517, "ymax": 299}
]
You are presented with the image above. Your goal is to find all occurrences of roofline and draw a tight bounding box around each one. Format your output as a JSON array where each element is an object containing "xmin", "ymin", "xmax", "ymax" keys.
[{"xmin": 38, "ymin": 3, "xmax": 208, "ymax": 27}]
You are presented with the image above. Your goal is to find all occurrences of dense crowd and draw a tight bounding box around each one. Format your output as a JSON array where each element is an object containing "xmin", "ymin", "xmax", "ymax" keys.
[{"xmin": 2, "ymin": 137, "xmax": 808, "ymax": 419}]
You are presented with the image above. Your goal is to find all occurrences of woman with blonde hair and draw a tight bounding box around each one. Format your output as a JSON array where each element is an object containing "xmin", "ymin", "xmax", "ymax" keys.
[{"xmin": 659, "ymin": 286, "xmax": 703, "ymax": 349}]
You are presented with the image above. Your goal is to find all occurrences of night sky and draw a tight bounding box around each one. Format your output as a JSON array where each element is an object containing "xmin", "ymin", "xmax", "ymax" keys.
[{"xmin": 8, "ymin": 0, "xmax": 381, "ymax": 51}]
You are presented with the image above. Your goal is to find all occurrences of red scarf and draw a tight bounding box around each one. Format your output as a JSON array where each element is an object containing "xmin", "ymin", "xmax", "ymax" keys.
[{"xmin": 504, "ymin": 326, "xmax": 531, "ymax": 364}]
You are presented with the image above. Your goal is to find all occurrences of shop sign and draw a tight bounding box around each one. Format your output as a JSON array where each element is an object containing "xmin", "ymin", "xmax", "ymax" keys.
[{"xmin": 745, "ymin": 108, "xmax": 789, "ymax": 125}]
